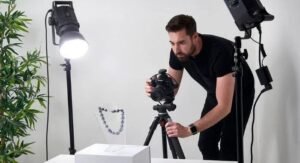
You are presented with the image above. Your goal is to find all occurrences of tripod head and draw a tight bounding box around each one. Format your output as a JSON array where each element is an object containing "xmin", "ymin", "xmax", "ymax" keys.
[{"xmin": 153, "ymin": 102, "xmax": 176, "ymax": 114}]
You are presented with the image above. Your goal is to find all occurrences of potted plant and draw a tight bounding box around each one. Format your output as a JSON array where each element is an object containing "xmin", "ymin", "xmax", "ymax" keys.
[{"xmin": 0, "ymin": 0, "xmax": 46, "ymax": 162}]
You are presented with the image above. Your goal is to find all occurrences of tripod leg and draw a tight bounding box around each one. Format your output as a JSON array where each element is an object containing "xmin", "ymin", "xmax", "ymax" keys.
[
  {"xmin": 161, "ymin": 124, "xmax": 168, "ymax": 158},
  {"xmin": 144, "ymin": 116, "xmax": 160, "ymax": 146},
  {"xmin": 167, "ymin": 137, "xmax": 178, "ymax": 159},
  {"xmin": 168, "ymin": 137, "xmax": 186, "ymax": 159},
  {"xmin": 161, "ymin": 119, "xmax": 185, "ymax": 159},
  {"xmin": 164, "ymin": 115, "xmax": 186, "ymax": 159}
]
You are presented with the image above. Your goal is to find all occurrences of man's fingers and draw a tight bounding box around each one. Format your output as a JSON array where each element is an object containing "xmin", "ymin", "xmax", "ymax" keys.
[{"xmin": 145, "ymin": 79, "xmax": 153, "ymax": 96}]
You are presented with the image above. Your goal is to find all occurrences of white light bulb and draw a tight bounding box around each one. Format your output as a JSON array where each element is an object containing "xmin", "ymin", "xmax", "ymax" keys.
[{"xmin": 60, "ymin": 39, "xmax": 88, "ymax": 59}]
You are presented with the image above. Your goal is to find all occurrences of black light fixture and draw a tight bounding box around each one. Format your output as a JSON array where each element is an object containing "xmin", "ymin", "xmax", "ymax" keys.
[
  {"xmin": 224, "ymin": 0, "xmax": 274, "ymax": 31},
  {"xmin": 48, "ymin": 1, "xmax": 88, "ymax": 155},
  {"xmin": 49, "ymin": 1, "xmax": 88, "ymax": 59}
]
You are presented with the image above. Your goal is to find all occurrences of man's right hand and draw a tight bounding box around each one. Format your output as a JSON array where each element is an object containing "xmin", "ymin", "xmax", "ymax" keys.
[{"xmin": 145, "ymin": 79, "xmax": 153, "ymax": 97}]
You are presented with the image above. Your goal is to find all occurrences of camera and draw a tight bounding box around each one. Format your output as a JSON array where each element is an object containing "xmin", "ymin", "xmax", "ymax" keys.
[{"xmin": 150, "ymin": 69, "xmax": 178, "ymax": 103}]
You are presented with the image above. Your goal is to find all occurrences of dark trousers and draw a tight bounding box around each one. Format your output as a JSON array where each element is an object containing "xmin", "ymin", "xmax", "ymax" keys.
[{"xmin": 198, "ymin": 87, "xmax": 255, "ymax": 161}]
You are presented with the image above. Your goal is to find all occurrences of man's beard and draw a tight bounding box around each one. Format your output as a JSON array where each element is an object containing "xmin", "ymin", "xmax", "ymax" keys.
[
  {"xmin": 175, "ymin": 44, "xmax": 196, "ymax": 63},
  {"xmin": 176, "ymin": 54, "xmax": 190, "ymax": 62}
]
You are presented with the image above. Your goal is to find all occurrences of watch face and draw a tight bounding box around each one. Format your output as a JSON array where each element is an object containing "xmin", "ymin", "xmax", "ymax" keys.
[{"xmin": 189, "ymin": 124, "xmax": 197, "ymax": 135}]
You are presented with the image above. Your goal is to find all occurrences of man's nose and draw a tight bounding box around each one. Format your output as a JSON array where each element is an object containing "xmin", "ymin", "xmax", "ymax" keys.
[{"xmin": 173, "ymin": 45, "xmax": 181, "ymax": 54}]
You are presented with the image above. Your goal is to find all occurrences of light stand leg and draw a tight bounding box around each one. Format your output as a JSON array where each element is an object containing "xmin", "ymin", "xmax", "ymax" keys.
[
  {"xmin": 63, "ymin": 59, "xmax": 76, "ymax": 154},
  {"xmin": 235, "ymin": 69, "xmax": 244, "ymax": 163},
  {"xmin": 233, "ymin": 36, "xmax": 245, "ymax": 163}
]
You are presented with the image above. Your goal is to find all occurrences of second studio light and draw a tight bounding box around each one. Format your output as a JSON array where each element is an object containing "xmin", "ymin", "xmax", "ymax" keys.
[{"xmin": 49, "ymin": 1, "xmax": 88, "ymax": 59}]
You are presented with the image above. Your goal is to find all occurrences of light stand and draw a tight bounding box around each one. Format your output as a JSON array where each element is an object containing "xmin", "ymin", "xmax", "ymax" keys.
[
  {"xmin": 232, "ymin": 35, "xmax": 248, "ymax": 163},
  {"xmin": 224, "ymin": 1, "xmax": 274, "ymax": 162},
  {"xmin": 48, "ymin": 1, "xmax": 88, "ymax": 155},
  {"xmin": 61, "ymin": 59, "xmax": 76, "ymax": 154}
]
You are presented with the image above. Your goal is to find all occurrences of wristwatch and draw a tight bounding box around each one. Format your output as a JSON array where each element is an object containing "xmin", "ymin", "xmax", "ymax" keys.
[{"xmin": 189, "ymin": 123, "xmax": 198, "ymax": 135}]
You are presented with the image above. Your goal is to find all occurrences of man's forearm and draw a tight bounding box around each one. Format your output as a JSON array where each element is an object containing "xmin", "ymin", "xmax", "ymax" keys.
[{"xmin": 193, "ymin": 104, "xmax": 231, "ymax": 133}]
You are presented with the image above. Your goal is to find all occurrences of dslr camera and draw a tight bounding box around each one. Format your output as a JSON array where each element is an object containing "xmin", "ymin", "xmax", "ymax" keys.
[{"xmin": 150, "ymin": 69, "xmax": 178, "ymax": 104}]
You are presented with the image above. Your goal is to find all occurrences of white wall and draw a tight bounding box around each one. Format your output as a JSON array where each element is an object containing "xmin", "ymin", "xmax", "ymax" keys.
[{"xmin": 11, "ymin": 0, "xmax": 299, "ymax": 163}]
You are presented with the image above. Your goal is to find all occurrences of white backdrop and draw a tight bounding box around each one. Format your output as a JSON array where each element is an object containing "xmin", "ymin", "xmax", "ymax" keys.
[{"xmin": 11, "ymin": 0, "xmax": 299, "ymax": 163}]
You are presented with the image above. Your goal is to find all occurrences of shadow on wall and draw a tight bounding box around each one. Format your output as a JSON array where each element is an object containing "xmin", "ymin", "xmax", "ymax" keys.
[{"xmin": 259, "ymin": 46, "xmax": 299, "ymax": 163}]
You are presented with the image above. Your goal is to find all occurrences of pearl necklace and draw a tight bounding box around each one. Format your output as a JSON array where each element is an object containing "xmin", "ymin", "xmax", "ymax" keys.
[{"xmin": 98, "ymin": 107, "xmax": 125, "ymax": 135}]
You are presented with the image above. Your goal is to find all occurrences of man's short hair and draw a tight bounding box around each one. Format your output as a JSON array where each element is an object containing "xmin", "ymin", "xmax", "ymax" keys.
[{"xmin": 165, "ymin": 14, "xmax": 197, "ymax": 36}]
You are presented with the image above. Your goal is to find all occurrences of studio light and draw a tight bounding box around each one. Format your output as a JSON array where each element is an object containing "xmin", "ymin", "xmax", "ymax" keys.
[
  {"xmin": 223, "ymin": 1, "xmax": 274, "ymax": 163},
  {"xmin": 224, "ymin": 0, "xmax": 274, "ymax": 31},
  {"xmin": 59, "ymin": 31, "xmax": 88, "ymax": 59},
  {"xmin": 47, "ymin": 1, "xmax": 88, "ymax": 155},
  {"xmin": 49, "ymin": 1, "xmax": 88, "ymax": 59}
]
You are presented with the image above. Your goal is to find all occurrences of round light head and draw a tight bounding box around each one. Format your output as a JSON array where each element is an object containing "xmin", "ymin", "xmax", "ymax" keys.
[{"xmin": 59, "ymin": 31, "xmax": 88, "ymax": 59}]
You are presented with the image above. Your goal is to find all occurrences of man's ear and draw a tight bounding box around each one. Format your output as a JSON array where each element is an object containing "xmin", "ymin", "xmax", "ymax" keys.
[
  {"xmin": 192, "ymin": 32, "xmax": 198, "ymax": 38},
  {"xmin": 191, "ymin": 33, "xmax": 198, "ymax": 42}
]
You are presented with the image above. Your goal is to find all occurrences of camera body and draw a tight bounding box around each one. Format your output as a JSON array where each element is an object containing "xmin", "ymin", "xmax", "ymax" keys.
[{"xmin": 150, "ymin": 69, "xmax": 177, "ymax": 103}]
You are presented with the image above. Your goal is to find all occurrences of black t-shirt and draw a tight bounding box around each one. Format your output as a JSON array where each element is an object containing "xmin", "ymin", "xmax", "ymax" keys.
[{"xmin": 169, "ymin": 34, "xmax": 254, "ymax": 95}]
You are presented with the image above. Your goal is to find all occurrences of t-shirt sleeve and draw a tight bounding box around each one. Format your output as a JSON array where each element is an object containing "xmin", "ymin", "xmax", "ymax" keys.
[
  {"xmin": 213, "ymin": 50, "xmax": 234, "ymax": 77},
  {"xmin": 169, "ymin": 50, "xmax": 184, "ymax": 70}
]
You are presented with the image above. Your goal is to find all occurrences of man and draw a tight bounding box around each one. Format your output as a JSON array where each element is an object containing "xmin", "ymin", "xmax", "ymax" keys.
[{"xmin": 145, "ymin": 14, "xmax": 255, "ymax": 161}]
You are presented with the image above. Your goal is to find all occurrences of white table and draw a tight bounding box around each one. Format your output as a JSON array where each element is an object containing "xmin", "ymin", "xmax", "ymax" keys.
[{"xmin": 46, "ymin": 155, "xmax": 236, "ymax": 163}]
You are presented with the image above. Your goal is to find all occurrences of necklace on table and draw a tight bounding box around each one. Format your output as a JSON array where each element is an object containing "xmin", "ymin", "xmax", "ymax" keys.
[{"xmin": 98, "ymin": 107, "xmax": 125, "ymax": 135}]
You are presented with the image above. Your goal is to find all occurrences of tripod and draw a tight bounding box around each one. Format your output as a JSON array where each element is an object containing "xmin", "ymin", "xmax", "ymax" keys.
[{"xmin": 144, "ymin": 103, "xmax": 185, "ymax": 159}]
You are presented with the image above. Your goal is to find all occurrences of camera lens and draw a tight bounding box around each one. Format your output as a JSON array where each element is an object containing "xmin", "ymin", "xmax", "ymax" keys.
[{"xmin": 150, "ymin": 86, "xmax": 166, "ymax": 102}]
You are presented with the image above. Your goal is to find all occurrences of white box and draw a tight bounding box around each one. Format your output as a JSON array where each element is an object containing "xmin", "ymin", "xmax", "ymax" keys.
[{"xmin": 75, "ymin": 144, "xmax": 151, "ymax": 163}]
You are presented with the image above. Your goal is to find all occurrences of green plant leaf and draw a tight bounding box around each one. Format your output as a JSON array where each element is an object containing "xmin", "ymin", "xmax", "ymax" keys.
[{"xmin": 0, "ymin": 0, "xmax": 46, "ymax": 161}]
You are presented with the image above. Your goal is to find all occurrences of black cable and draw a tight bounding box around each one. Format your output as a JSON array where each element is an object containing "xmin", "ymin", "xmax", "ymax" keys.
[
  {"xmin": 250, "ymin": 88, "xmax": 267, "ymax": 163},
  {"xmin": 250, "ymin": 37, "xmax": 259, "ymax": 44},
  {"xmin": 44, "ymin": 9, "xmax": 52, "ymax": 161},
  {"xmin": 250, "ymin": 25, "xmax": 271, "ymax": 163},
  {"xmin": 257, "ymin": 26, "xmax": 262, "ymax": 68},
  {"xmin": 249, "ymin": 26, "xmax": 264, "ymax": 67}
]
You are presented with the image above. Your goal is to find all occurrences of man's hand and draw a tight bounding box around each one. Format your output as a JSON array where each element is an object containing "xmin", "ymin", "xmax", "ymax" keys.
[
  {"xmin": 145, "ymin": 79, "xmax": 153, "ymax": 97},
  {"xmin": 165, "ymin": 121, "xmax": 191, "ymax": 138}
]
